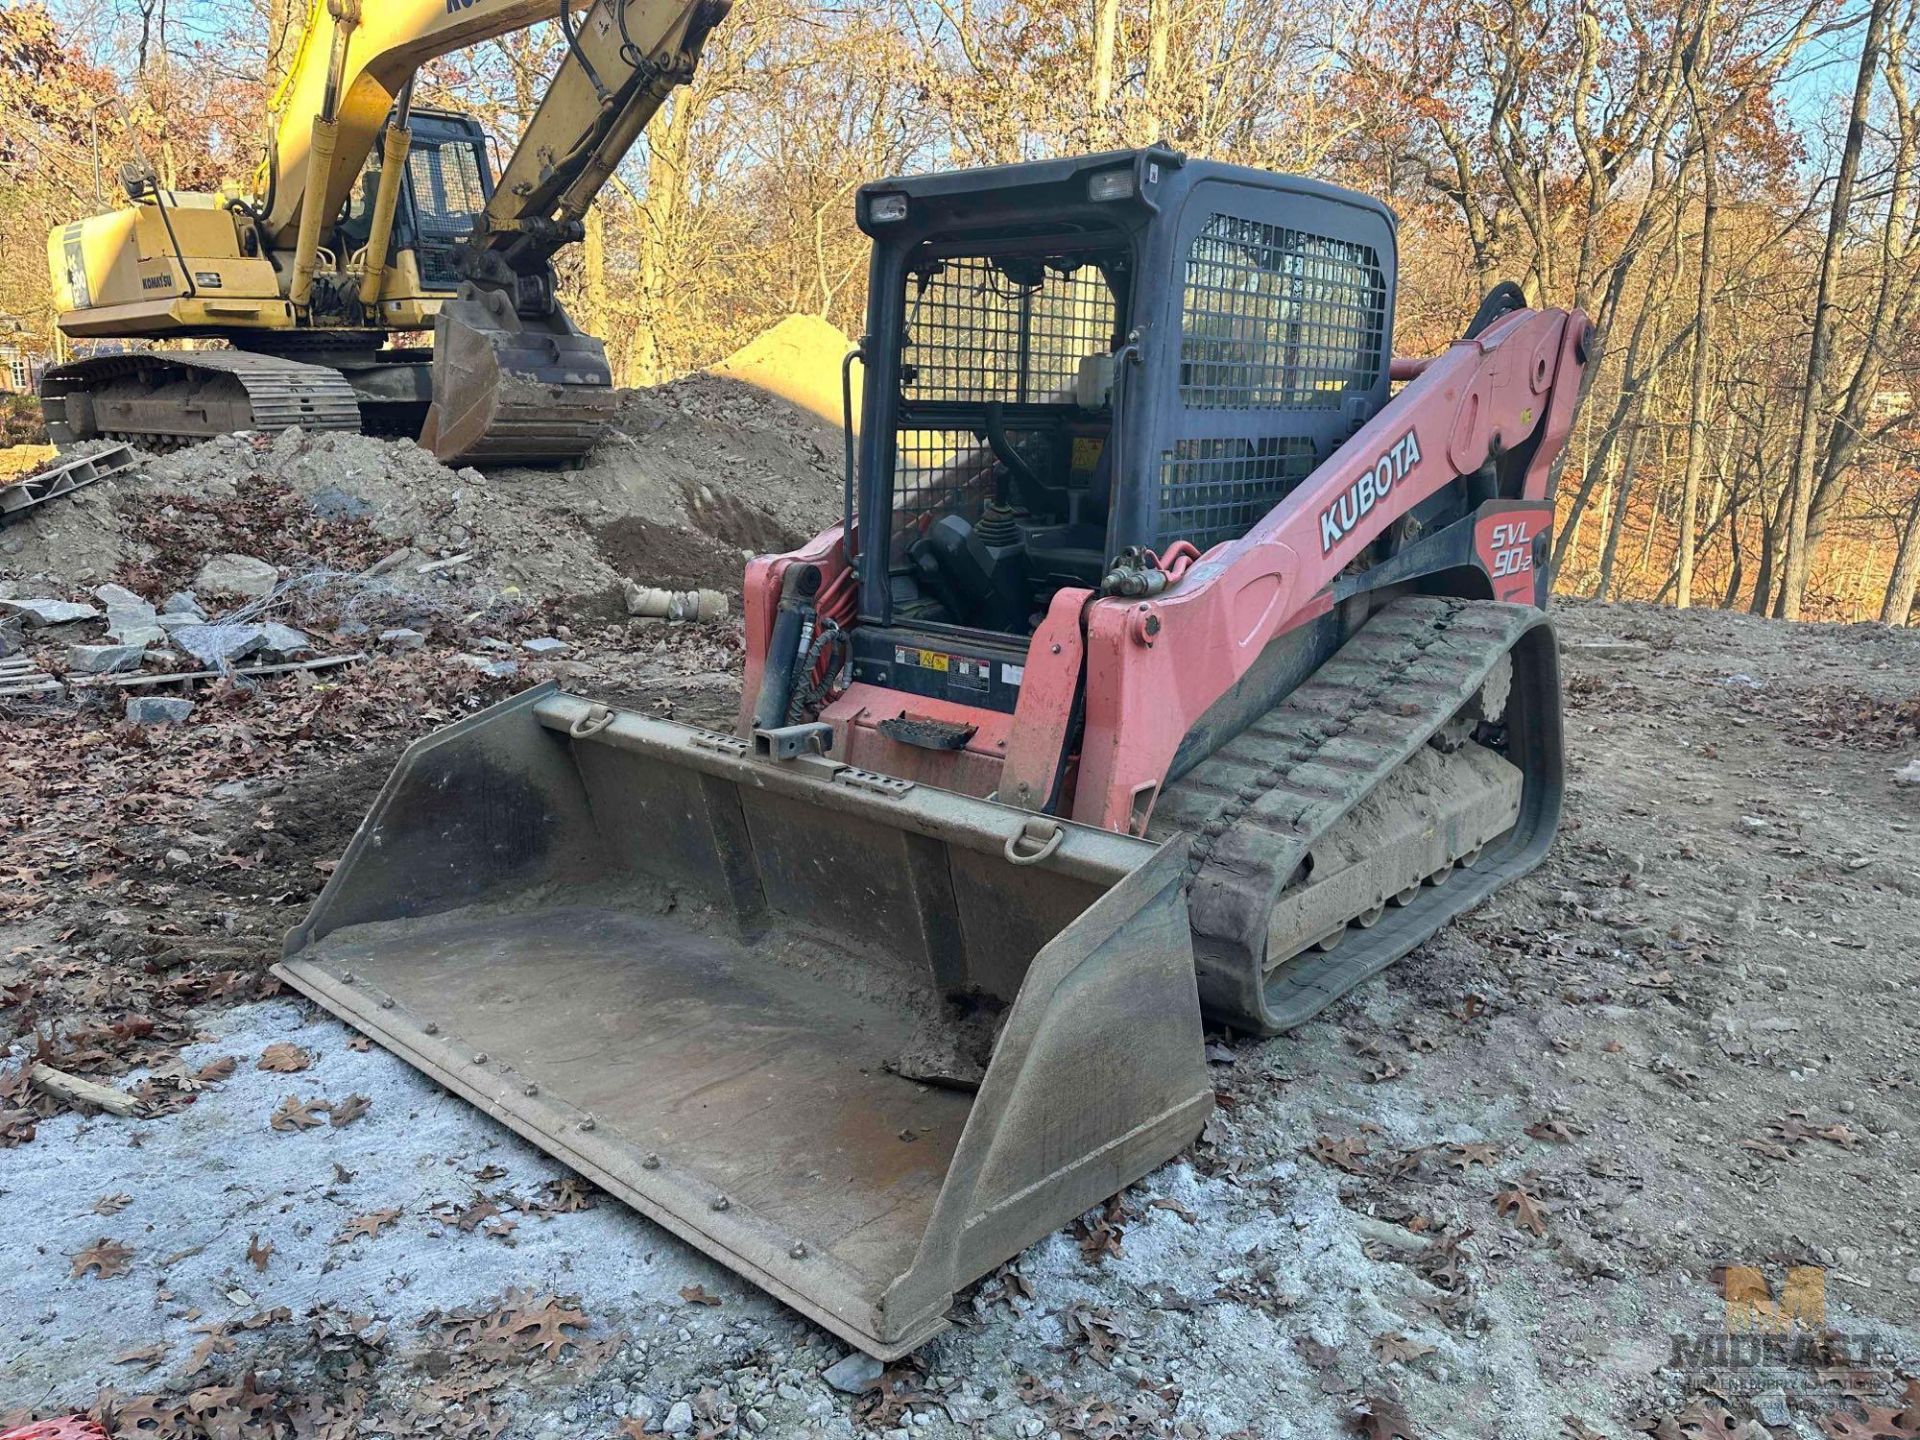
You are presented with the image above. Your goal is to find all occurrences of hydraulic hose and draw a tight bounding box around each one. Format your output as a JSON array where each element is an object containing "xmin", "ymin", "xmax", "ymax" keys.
[{"xmin": 752, "ymin": 563, "xmax": 822, "ymax": 733}]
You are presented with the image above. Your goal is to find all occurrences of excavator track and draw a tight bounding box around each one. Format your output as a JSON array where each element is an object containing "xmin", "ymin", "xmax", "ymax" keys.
[
  {"xmin": 1154, "ymin": 596, "xmax": 1563, "ymax": 1035},
  {"xmin": 40, "ymin": 351, "xmax": 362, "ymax": 451}
]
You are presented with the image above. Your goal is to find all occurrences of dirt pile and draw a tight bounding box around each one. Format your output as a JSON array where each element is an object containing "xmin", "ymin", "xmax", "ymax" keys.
[{"xmin": 0, "ymin": 358, "xmax": 846, "ymax": 619}]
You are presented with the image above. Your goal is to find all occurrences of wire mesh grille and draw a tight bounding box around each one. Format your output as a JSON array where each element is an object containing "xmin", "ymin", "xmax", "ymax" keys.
[
  {"xmin": 1180, "ymin": 215, "xmax": 1385, "ymax": 410},
  {"xmin": 889, "ymin": 429, "xmax": 998, "ymax": 564},
  {"xmin": 408, "ymin": 145, "xmax": 488, "ymax": 288},
  {"xmin": 1156, "ymin": 436, "xmax": 1318, "ymax": 551},
  {"xmin": 900, "ymin": 258, "xmax": 1119, "ymax": 404}
]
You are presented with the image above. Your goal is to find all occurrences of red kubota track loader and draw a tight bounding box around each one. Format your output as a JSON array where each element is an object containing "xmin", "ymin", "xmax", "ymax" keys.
[{"xmin": 278, "ymin": 148, "xmax": 1592, "ymax": 1359}]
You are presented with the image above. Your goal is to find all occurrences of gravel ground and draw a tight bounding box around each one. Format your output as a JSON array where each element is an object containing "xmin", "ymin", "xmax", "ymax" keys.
[{"xmin": 3, "ymin": 597, "xmax": 1917, "ymax": 1439}]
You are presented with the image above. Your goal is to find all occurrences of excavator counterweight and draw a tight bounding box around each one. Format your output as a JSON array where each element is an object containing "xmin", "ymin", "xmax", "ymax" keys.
[{"xmin": 282, "ymin": 149, "xmax": 1592, "ymax": 1358}]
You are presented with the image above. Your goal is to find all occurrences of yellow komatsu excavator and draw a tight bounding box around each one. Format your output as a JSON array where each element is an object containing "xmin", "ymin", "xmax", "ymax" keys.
[{"xmin": 41, "ymin": 0, "xmax": 729, "ymax": 465}]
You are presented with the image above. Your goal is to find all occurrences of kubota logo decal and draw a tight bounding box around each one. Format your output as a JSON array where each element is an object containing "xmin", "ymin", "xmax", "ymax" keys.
[{"xmin": 1320, "ymin": 430, "xmax": 1420, "ymax": 554}]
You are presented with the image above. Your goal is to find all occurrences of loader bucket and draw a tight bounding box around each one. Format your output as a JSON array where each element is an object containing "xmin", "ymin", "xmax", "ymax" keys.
[
  {"xmin": 276, "ymin": 685, "xmax": 1210, "ymax": 1358},
  {"xmin": 421, "ymin": 284, "xmax": 621, "ymax": 467}
]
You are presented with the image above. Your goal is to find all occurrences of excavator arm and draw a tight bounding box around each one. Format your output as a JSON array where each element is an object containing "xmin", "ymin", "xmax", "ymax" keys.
[
  {"xmin": 263, "ymin": 0, "xmax": 727, "ymax": 272},
  {"xmin": 261, "ymin": 0, "xmax": 729, "ymax": 464}
]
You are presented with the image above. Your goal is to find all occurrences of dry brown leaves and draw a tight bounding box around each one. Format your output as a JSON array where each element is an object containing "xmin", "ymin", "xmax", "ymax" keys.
[
  {"xmin": 536, "ymin": 1176, "xmax": 598, "ymax": 1213},
  {"xmin": 1820, "ymin": 1379, "xmax": 1920, "ymax": 1440},
  {"xmin": 69, "ymin": 1237, "xmax": 133, "ymax": 1279},
  {"xmin": 678, "ymin": 1284, "xmax": 722, "ymax": 1307},
  {"xmin": 1443, "ymin": 1142, "xmax": 1501, "ymax": 1171},
  {"xmin": 335, "ymin": 1208, "xmax": 400, "ymax": 1244},
  {"xmin": 1308, "ymin": 1133, "xmax": 1372, "ymax": 1173},
  {"xmin": 327, "ymin": 1093, "xmax": 371, "ymax": 1128},
  {"xmin": 1073, "ymin": 1194, "xmax": 1131, "ymax": 1262},
  {"xmin": 1494, "ymin": 1181, "xmax": 1550, "ymax": 1237},
  {"xmin": 1352, "ymin": 1394, "xmax": 1422, "ymax": 1439},
  {"xmin": 435, "ymin": 1198, "xmax": 501, "ymax": 1233},
  {"xmin": 245, "ymin": 1233, "xmax": 274, "ymax": 1272},
  {"xmin": 269, "ymin": 1095, "xmax": 330, "ymax": 1132},
  {"xmin": 91, "ymin": 1192, "xmax": 132, "ymax": 1215},
  {"xmin": 855, "ymin": 1371, "xmax": 935, "ymax": 1429},
  {"xmin": 474, "ymin": 1292, "xmax": 591, "ymax": 1363},
  {"xmin": 1371, "ymin": 1332, "xmax": 1436, "ymax": 1366},
  {"xmin": 1061, "ymin": 1304, "xmax": 1134, "ymax": 1368},
  {"xmin": 257, "ymin": 1043, "xmax": 313, "ymax": 1073},
  {"xmin": 1527, "ymin": 1117, "xmax": 1586, "ymax": 1143},
  {"xmin": 1742, "ymin": 1112, "xmax": 1868, "ymax": 1163},
  {"xmin": 269, "ymin": 1093, "xmax": 369, "ymax": 1132},
  {"xmin": 1639, "ymin": 1397, "xmax": 1769, "ymax": 1439},
  {"xmin": 1148, "ymin": 1195, "xmax": 1197, "ymax": 1223}
]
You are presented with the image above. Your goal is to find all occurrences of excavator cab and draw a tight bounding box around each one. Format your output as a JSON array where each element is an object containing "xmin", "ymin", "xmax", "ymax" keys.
[{"xmin": 338, "ymin": 111, "xmax": 495, "ymax": 299}]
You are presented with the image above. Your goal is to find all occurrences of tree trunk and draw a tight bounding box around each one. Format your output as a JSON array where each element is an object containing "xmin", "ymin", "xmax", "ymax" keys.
[
  {"xmin": 1595, "ymin": 406, "xmax": 1652, "ymax": 599},
  {"xmin": 1091, "ymin": 0, "xmax": 1123, "ymax": 132},
  {"xmin": 1779, "ymin": 0, "xmax": 1892, "ymax": 619},
  {"xmin": 1676, "ymin": 104, "xmax": 1718, "ymax": 607},
  {"xmin": 1883, "ymin": 490, "xmax": 1920, "ymax": 626}
]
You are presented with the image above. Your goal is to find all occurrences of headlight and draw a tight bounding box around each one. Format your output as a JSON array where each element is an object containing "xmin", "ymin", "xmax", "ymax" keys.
[
  {"xmin": 869, "ymin": 194, "xmax": 909, "ymax": 224},
  {"xmin": 1088, "ymin": 169, "xmax": 1135, "ymax": 202}
]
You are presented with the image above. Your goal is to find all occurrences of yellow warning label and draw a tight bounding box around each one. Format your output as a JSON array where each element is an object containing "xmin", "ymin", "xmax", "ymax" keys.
[
  {"xmin": 1072, "ymin": 436, "xmax": 1105, "ymax": 472},
  {"xmin": 896, "ymin": 647, "xmax": 949, "ymax": 672}
]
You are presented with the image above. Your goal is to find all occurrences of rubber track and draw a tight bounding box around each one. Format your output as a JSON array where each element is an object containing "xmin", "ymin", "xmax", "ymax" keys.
[
  {"xmin": 42, "ymin": 350, "xmax": 361, "ymax": 448},
  {"xmin": 1156, "ymin": 595, "xmax": 1548, "ymax": 1032}
]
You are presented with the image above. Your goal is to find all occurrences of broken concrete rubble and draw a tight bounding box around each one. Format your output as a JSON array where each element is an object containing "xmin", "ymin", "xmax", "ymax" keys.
[
  {"xmin": 125, "ymin": 696, "xmax": 194, "ymax": 725},
  {"xmin": 170, "ymin": 623, "xmax": 271, "ymax": 668},
  {"xmin": 193, "ymin": 553, "xmax": 280, "ymax": 600},
  {"xmin": 522, "ymin": 637, "xmax": 569, "ymax": 656},
  {"xmin": 379, "ymin": 628, "xmax": 426, "ymax": 651},
  {"xmin": 0, "ymin": 597, "xmax": 99, "ymax": 627},
  {"xmin": 66, "ymin": 643, "xmax": 146, "ymax": 676},
  {"xmin": 454, "ymin": 653, "xmax": 519, "ymax": 679}
]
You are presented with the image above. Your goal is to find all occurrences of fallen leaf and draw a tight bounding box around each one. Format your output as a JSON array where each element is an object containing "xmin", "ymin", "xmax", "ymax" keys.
[
  {"xmin": 71, "ymin": 1237, "xmax": 134, "ymax": 1279},
  {"xmin": 327, "ymin": 1093, "xmax": 371, "ymax": 1128},
  {"xmin": 679, "ymin": 1284, "xmax": 722, "ymax": 1307},
  {"xmin": 347, "ymin": 1036, "xmax": 372, "ymax": 1052},
  {"xmin": 336, "ymin": 1209, "xmax": 400, "ymax": 1244},
  {"xmin": 269, "ymin": 1095, "xmax": 329, "ymax": 1132},
  {"xmin": 1494, "ymin": 1185, "xmax": 1549, "ymax": 1237},
  {"xmin": 1526, "ymin": 1118, "xmax": 1584, "ymax": 1144},
  {"xmin": 1309, "ymin": 1134, "xmax": 1371, "ymax": 1173},
  {"xmin": 1444, "ymin": 1142, "xmax": 1501, "ymax": 1171},
  {"xmin": 1372, "ymin": 1331, "xmax": 1436, "ymax": 1366},
  {"xmin": 538, "ymin": 1176, "xmax": 597, "ymax": 1213},
  {"xmin": 113, "ymin": 1342, "xmax": 167, "ymax": 1369},
  {"xmin": 92, "ymin": 1193, "xmax": 133, "ymax": 1215},
  {"xmin": 1817, "ymin": 1123, "xmax": 1864, "ymax": 1151},
  {"xmin": 257, "ymin": 1043, "xmax": 313, "ymax": 1073},
  {"xmin": 1149, "ymin": 1196, "xmax": 1198, "ymax": 1223},
  {"xmin": 436, "ymin": 1198, "xmax": 500, "ymax": 1233},
  {"xmin": 247, "ymin": 1233, "xmax": 273, "ymax": 1272}
]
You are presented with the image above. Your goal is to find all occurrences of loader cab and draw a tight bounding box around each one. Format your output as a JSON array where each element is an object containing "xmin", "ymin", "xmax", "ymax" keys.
[
  {"xmin": 847, "ymin": 149, "xmax": 1397, "ymax": 711},
  {"xmin": 338, "ymin": 110, "xmax": 495, "ymax": 297}
]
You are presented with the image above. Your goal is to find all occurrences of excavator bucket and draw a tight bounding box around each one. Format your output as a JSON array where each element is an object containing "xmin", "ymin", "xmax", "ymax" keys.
[
  {"xmin": 421, "ymin": 284, "xmax": 621, "ymax": 467},
  {"xmin": 276, "ymin": 685, "xmax": 1211, "ymax": 1358}
]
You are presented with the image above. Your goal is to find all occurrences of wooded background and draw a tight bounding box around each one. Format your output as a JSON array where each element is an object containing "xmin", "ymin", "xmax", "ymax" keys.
[{"xmin": 4, "ymin": 0, "xmax": 1918, "ymax": 624}]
